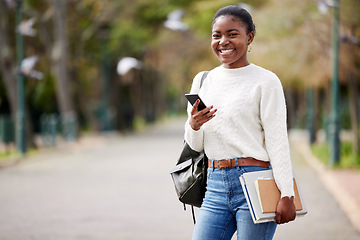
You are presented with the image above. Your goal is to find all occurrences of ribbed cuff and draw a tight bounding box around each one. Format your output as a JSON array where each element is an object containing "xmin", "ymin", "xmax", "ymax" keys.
[{"xmin": 280, "ymin": 185, "xmax": 295, "ymax": 199}]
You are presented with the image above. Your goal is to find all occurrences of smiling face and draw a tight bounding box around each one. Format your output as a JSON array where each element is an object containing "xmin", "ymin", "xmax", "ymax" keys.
[{"xmin": 211, "ymin": 15, "xmax": 254, "ymax": 69}]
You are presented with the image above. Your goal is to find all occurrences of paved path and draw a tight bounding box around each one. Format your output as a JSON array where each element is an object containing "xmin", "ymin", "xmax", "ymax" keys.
[
  {"xmin": 0, "ymin": 118, "xmax": 359, "ymax": 239},
  {"xmin": 274, "ymin": 131, "xmax": 360, "ymax": 240}
]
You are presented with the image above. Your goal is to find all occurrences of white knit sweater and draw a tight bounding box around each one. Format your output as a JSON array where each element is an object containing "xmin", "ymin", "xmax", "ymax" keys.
[{"xmin": 184, "ymin": 63, "xmax": 294, "ymax": 198}]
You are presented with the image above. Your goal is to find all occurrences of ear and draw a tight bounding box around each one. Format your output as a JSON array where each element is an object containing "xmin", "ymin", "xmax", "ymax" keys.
[{"xmin": 247, "ymin": 32, "xmax": 255, "ymax": 45}]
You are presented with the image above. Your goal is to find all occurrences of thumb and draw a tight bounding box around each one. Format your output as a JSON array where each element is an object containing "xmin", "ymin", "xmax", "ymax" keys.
[
  {"xmin": 275, "ymin": 211, "xmax": 281, "ymax": 224},
  {"xmin": 191, "ymin": 99, "xmax": 200, "ymax": 114}
]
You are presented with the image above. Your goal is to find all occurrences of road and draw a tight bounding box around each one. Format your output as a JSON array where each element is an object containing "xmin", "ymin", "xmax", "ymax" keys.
[{"xmin": 0, "ymin": 117, "xmax": 359, "ymax": 239}]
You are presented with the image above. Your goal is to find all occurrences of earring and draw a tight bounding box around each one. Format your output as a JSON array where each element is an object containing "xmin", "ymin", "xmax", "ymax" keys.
[{"xmin": 247, "ymin": 44, "xmax": 252, "ymax": 53}]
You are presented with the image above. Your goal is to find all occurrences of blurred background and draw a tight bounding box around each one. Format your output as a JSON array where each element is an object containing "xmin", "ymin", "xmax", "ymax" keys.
[
  {"xmin": 0, "ymin": 0, "xmax": 360, "ymax": 166},
  {"xmin": 0, "ymin": 0, "xmax": 360, "ymax": 239},
  {"xmin": 0, "ymin": 0, "xmax": 359, "ymax": 165}
]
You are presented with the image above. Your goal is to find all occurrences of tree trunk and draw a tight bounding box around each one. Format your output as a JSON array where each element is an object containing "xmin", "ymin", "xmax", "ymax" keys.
[
  {"xmin": 284, "ymin": 87, "xmax": 296, "ymax": 129},
  {"xmin": 49, "ymin": 0, "xmax": 77, "ymax": 140},
  {"xmin": 306, "ymin": 88, "xmax": 316, "ymax": 143},
  {"xmin": 0, "ymin": 1, "xmax": 17, "ymax": 120},
  {"xmin": 130, "ymin": 70, "xmax": 144, "ymax": 123}
]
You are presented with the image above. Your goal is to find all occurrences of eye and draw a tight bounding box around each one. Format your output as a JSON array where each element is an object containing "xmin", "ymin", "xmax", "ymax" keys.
[
  {"xmin": 229, "ymin": 33, "xmax": 238, "ymax": 37},
  {"xmin": 212, "ymin": 33, "xmax": 220, "ymax": 38}
]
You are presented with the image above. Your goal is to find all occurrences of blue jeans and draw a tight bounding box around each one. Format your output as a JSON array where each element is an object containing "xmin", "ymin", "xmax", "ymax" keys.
[{"xmin": 192, "ymin": 165, "xmax": 277, "ymax": 240}]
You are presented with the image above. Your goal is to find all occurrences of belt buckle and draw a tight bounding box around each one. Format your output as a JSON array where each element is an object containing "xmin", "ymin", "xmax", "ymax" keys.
[
  {"xmin": 217, "ymin": 159, "xmax": 229, "ymax": 169},
  {"xmin": 215, "ymin": 161, "xmax": 223, "ymax": 169}
]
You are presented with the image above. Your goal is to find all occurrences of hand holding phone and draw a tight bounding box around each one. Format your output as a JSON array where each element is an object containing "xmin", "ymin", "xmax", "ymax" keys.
[
  {"xmin": 185, "ymin": 93, "xmax": 216, "ymax": 130},
  {"xmin": 185, "ymin": 94, "xmax": 207, "ymax": 111}
]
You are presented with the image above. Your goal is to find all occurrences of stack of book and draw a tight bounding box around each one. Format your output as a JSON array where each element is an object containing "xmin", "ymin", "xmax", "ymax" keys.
[{"xmin": 239, "ymin": 169, "xmax": 307, "ymax": 224}]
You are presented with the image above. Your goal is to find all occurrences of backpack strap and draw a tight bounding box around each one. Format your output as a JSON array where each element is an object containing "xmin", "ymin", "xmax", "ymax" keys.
[
  {"xmin": 188, "ymin": 70, "xmax": 209, "ymax": 225},
  {"xmin": 200, "ymin": 71, "xmax": 209, "ymax": 89},
  {"xmin": 191, "ymin": 206, "xmax": 196, "ymax": 224}
]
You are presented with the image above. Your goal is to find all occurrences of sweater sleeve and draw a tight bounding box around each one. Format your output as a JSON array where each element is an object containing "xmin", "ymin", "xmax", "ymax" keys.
[
  {"xmin": 184, "ymin": 72, "xmax": 206, "ymax": 152},
  {"xmin": 260, "ymin": 76, "xmax": 295, "ymax": 198}
]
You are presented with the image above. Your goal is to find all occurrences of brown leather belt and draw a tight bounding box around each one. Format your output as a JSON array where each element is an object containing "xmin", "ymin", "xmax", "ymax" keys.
[{"xmin": 208, "ymin": 158, "xmax": 269, "ymax": 169}]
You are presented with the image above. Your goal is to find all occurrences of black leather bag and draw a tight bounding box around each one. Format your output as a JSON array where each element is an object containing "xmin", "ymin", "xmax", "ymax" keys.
[
  {"xmin": 170, "ymin": 71, "xmax": 209, "ymax": 208},
  {"xmin": 170, "ymin": 142, "xmax": 208, "ymax": 208}
]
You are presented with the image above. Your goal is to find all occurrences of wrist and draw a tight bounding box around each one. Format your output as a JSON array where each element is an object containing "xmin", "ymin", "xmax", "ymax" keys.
[
  {"xmin": 281, "ymin": 196, "xmax": 294, "ymax": 200},
  {"xmin": 189, "ymin": 119, "xmax": 201, "ymax": 131}
]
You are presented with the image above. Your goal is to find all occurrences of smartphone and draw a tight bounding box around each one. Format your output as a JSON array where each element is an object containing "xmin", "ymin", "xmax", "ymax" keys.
[{"xmin": 185, "ymin": 94, "xmax": 207, "ymax": 111}]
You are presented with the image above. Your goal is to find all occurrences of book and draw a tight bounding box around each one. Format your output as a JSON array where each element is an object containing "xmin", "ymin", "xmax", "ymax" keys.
[
  {"xmin": 239, "ymin": 169, "xmax": 307, "ymax": 224},
  {"xmin": 254, "ymin": 178, "xmax": 303, "ymax": 213}
]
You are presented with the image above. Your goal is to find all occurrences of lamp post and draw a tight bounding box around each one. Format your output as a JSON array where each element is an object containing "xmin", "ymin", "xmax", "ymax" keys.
[
  {"xmin": 99, "ymin": 24, "xmax": 111, "ymax": 131},
  {"xmin": 16, "ymin": 0, "xmax": 26, "ymax": 155},
  {"xmin": 329, "ymin": 0, "xmax": 340, "ymax": 165}
]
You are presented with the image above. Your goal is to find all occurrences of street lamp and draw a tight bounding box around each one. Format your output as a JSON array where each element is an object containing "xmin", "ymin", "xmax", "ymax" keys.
[
  {"xmin": 329, "ymin": 0, "xmax": 340, "ymax": 165},
  {"xmin": 318, "ymin": 0, "xmax": 341, "ymax": 165},
  {"xmin": 16, "ymin": 0, "xmax": 26, "ymax": 155}
]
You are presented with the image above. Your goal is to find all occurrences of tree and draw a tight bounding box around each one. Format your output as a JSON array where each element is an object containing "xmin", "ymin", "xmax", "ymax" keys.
[
  {"xmin": 0, "ymin": 1, "xmax": 17, "ymax": 120},
  {"xmin": 340, "ymin": 0, "xmax": 360, "ymax": 154},
  {"xmin": 48, "ymin": 0, "xmax": 77, "ymax": 140}
]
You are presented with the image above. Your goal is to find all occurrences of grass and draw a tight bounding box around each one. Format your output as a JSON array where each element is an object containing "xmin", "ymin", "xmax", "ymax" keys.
[
  {"xmin": 311, "ymin": 141, "xmax": 360, "ymax": 169},
  {"xmin": 0, "ymin": 149, "xmax": 19, "ymax": 163},
  {"xmin": 0, "ymin": 146, "xmax": 40, "ymax": 164}
]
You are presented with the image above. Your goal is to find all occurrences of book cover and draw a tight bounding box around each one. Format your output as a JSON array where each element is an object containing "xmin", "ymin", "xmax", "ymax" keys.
[{"xmin": 254, "ymin": 178, "xmax": 303, "ymax": 213}]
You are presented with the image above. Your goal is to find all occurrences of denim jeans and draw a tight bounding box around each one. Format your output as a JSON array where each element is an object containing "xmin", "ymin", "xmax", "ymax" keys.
[{"xmin": 192, "ymin": 165, "xmax": 277, "ymax": 240}]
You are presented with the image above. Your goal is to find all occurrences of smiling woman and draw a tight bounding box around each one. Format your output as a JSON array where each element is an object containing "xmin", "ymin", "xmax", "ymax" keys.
[
  {"xmin": 183, "ymin": 5, "xmax": 297, "ymax": 240},
  {"xmin": 211, "ymin": 9, "xmax": 255, "ymax": 69}
]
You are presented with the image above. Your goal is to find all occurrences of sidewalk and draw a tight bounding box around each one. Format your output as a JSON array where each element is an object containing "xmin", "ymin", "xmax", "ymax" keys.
[
  {"xmin": 3, "ymin": 127, "xmax": 359, "ymax": 232},
  {"xmin": 0, "ymin": 119, "xmax": 359, "ymax": 239},
  {"xmin": 289, "ymin": 130, "xmax": 360, "ymax": 234}
]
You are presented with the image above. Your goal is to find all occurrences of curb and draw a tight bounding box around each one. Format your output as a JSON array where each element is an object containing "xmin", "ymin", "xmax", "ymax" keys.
[{"xmin": 294, "ymin": 139, "xmax": 360, "ymax": 234}]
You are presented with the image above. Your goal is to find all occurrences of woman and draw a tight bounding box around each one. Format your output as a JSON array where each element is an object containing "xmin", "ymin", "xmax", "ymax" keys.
[{"xmin": 184, "ymin": 5, "xmax": 296, "ymax": 240}]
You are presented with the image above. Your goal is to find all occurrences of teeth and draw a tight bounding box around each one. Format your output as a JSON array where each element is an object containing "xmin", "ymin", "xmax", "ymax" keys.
[{"xmin": 221, "ymin": 49, "xmax": 234, "ymax": 53}]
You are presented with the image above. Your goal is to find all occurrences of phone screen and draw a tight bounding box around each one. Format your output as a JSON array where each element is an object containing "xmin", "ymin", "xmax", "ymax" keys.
[{"xmin": 185, "ymin": 94, "xmax": 207, "ymax": 111}]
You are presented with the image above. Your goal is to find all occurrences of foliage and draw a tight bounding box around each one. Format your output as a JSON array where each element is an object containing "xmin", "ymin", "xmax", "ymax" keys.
[
  {"xmin": 185, "ymin": 0, "xmax": 268, "ymax": 38},
  {"xmin": 30, "ymin": 74, "xmax": 57, "ymax": 113},
  {"xmin": 0, "ymin": 0, "xmax": 359, "ymax": 141},
  {"xmin": 311, "ymin": 141, "xmax": 360, "ymax": 168},
  {"xmin": 249, "ymin": 0, "xmax": 359, "ymax": 89}
]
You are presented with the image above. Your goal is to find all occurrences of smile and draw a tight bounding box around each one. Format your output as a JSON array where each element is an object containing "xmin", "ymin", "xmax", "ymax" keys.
[{"xmin": 219, "ymin": 49, "xmax": 235, "ymax": 54}]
